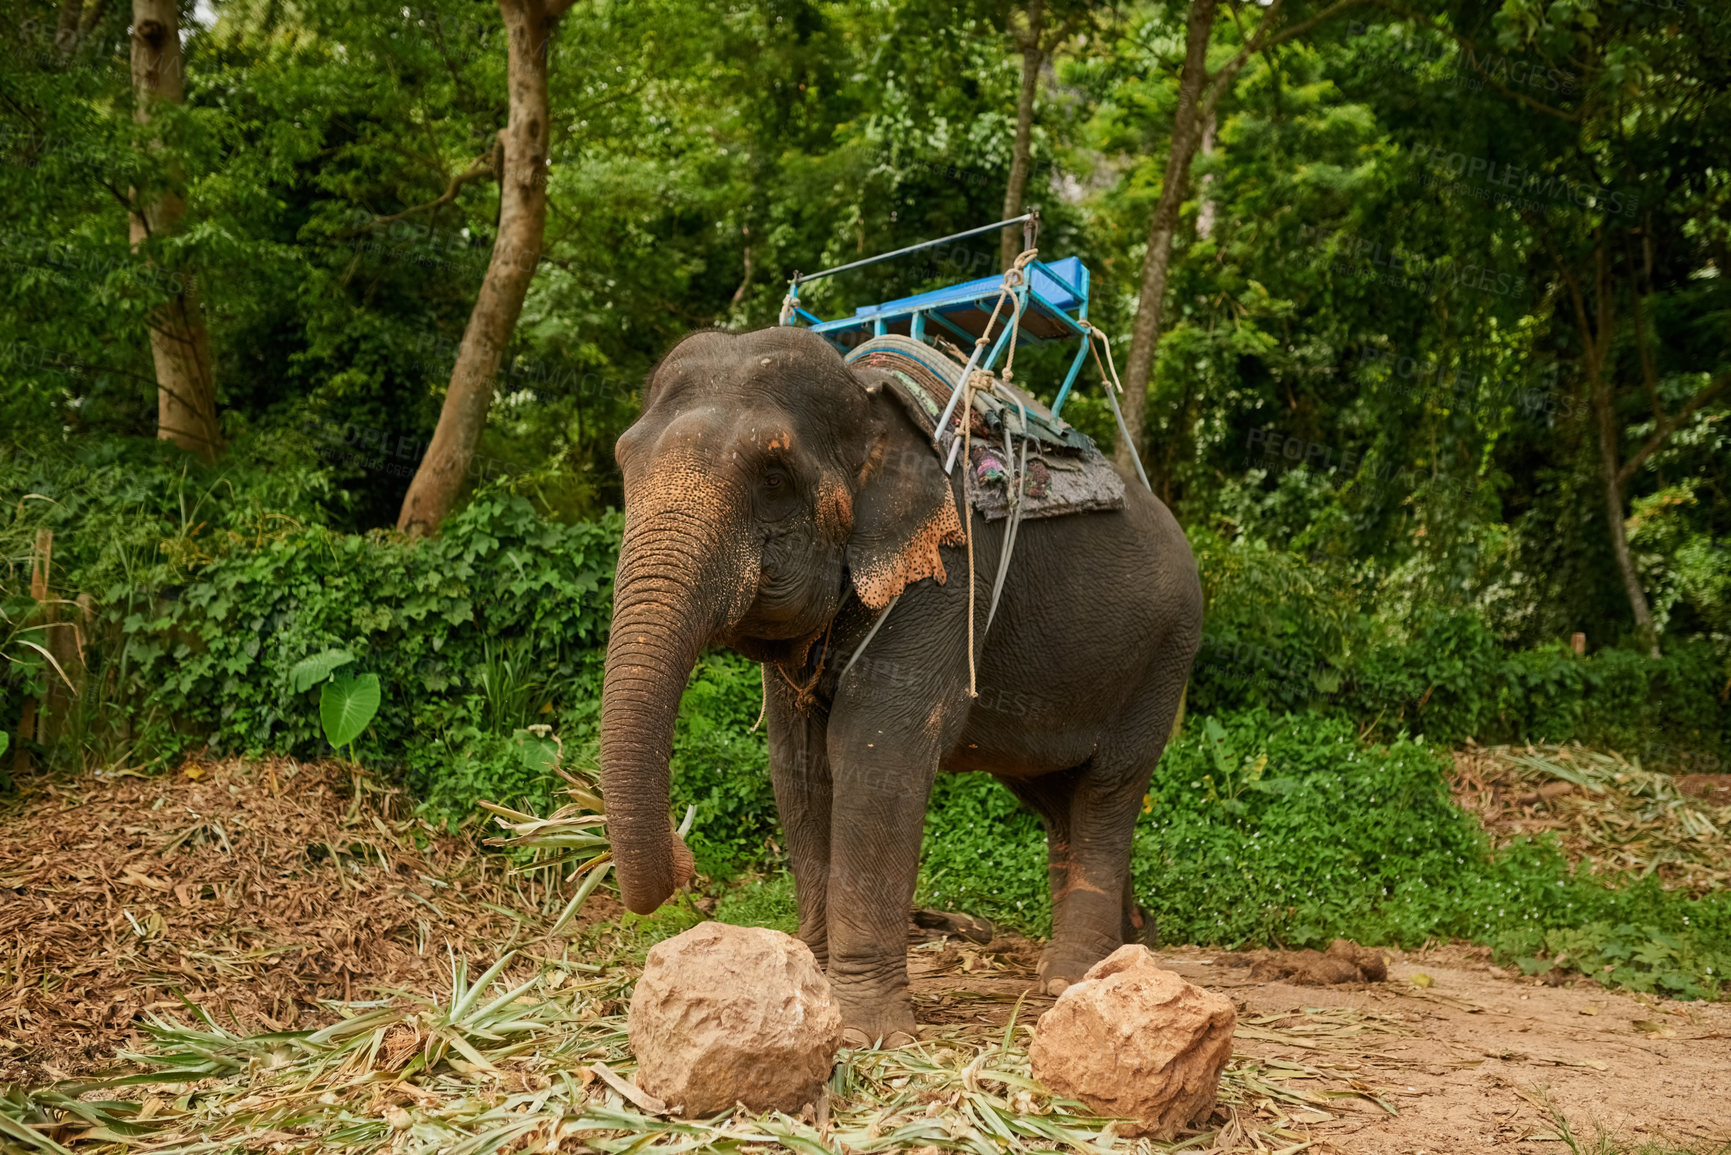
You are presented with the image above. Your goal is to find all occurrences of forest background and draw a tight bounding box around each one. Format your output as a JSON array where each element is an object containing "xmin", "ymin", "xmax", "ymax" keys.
[{"xmin": 3, "ymin": 0, "xmax": 1729, "ymax": 994}]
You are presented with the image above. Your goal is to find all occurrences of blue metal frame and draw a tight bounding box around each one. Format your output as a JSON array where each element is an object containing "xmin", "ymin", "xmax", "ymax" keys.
[{"xmin": 784, "ymin": 243, "xmax": 1097, "ymax": 420}]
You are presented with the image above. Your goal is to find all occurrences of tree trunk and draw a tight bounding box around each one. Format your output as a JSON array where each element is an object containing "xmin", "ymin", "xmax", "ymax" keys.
[
  {"xmin": 1195, "ymin": 106, "xmax": 1218, "ymax": 241},
  {"xmin": 56, "ymin": 0, "xmax": 84, "ymax": 51},
  {"xmin": 396, "ymin": 0, "xmax": 572, "ymax": 536},
  {"xmin": 1001, "ymin": 0, "xmax": 1046, "ymax": 270},
  {"xmin": 1590, "ymin": 366, "xmax": 1659, "ymax": 657},
  {"xmin": 130, "ymin": 0, "xmax": 222, "ymax": 462},
  {"xmin": 1113, "ymin": 0, "xmax": 1216, "ymax": 475}
]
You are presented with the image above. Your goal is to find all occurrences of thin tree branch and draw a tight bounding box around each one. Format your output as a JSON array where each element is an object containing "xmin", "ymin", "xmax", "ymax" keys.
[
  {"xmin": 1627, "ymin": 236, "xmax": 1662, "ymax": 422},
  {"xmin": 1374, "ymin": 2, "xmax": 1583, "ymax": 122},
  {"xmin": 362, "ymin": 146, "xmax": 501, "ymax": 230},
  {"xmin": 1616, "ymin": 373, "xmax": 1731, "ymax": 487}
]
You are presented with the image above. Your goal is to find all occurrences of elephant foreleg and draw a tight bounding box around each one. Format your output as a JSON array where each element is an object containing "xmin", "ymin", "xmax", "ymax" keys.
[
  {"xmin": 823, "ymin": 685, "xmax": 969, "ymax": 1042},
  {"xmin": 765, "ymin": 669, "xmax": 833, "ymax": 966}
]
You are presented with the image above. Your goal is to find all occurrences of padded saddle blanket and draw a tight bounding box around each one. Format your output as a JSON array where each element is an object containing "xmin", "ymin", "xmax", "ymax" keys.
[{"xmin": 845, "ymin": 335, "xmax": 1126, "ymax": 522}]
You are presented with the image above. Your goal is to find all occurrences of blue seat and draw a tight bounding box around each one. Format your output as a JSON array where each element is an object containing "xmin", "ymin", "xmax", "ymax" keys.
[{"xmin": 853, "ymin": 256, "xmax": 1086, "ymax": 318}]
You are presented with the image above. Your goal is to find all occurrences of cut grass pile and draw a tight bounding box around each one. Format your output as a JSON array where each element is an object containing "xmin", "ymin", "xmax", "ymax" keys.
[
  {"xmin": 1452, "ymin": 743, "xmax": 1731, "ymax": 893},
  {"xmin": 3, "ymin": 958, "xmax": 1407, "ymax": 1154}
]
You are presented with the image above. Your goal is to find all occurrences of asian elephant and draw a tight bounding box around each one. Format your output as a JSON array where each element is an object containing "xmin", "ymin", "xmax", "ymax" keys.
[{"xmin": 600, "ymin": 325, "xmax": 1202, "ymax": 1042}]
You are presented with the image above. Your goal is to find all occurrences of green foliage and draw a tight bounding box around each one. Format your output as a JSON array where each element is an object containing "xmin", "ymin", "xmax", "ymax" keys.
[
  {"xmin": 319, "ymin": 672, "xmax": 381, "ymax": 752},
  {"xmin": 290, "ymin": 648, "xmax": 355, "ymax": 693},
  {"xmin": 97, "ymin": 487, "xmax": 621, "ymax": 815},
  {"xmin": 665, "ymin": 652, "xmax": 779, "ymax": 878},
  {"xmin": 1189, "ymin": 531, "xmax": 1728, "ymax": 757},
  {"xmin": 1503, "ymin": 922, "xmax": 1731, "ymax": 1002},
  {"xmin": 920, "ymin": 708, "xmax": 1730, "ymax": 998},
  {"xmin": 711, "ymin": 872, "xmax": 800, "ymax": 934}
]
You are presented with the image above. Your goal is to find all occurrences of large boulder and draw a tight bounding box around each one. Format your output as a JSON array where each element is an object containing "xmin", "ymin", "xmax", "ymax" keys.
[
  {"xmin": 1029, "ymin": 945, "xmax": 1236, "ymax": 1139},
  {"xmin": 627, "ymin": 921, "xmax": 843, "ymax": 1116}
]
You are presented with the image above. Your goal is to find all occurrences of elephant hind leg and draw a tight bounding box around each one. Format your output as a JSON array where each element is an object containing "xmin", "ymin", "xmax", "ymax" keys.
[
  {"xmin": 1122, "ymin": 872, "xmax": 1158, "ymax": 948},
  {"xmin": 1000, "ymin": 767, "xmax": 1109, "ymax": 993},
  {"xmin": 1025, "ymin": 658, "xmax": 1187, "ymax": 993}
]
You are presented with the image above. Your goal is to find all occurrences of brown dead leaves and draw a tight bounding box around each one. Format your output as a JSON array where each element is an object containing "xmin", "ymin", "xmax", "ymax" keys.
[{"xmin": 0, "ymin": 758, "xmax": 549, "ymax": 1081}]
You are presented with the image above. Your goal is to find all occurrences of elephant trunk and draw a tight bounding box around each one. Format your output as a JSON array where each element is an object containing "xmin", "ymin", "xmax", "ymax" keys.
[{"xmin": 601, "ymin": 476, "xmax": 752, "ymax": 914}]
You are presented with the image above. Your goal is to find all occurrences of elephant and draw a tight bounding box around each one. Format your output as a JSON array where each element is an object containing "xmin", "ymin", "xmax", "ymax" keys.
[{"xmin": 600, "ymin": 325, "xmax": 1203, "ymax": 1042}]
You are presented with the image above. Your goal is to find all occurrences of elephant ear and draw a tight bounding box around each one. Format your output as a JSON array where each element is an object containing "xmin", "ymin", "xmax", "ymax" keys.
[{"xmin": 845, "ymin": 370, "xmax": 967, "ymax": 609}]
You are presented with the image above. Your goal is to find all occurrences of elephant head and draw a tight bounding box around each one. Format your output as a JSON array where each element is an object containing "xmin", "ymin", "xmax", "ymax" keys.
[{"xmin": 601, "ymin": 327, "xmax": 963, "ymax": 914}]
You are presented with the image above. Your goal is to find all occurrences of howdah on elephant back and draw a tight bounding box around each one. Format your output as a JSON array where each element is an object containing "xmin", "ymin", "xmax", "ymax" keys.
[{"xmin": 600, "ymin": 325, "xmax": 1202, "ymax": 1041}]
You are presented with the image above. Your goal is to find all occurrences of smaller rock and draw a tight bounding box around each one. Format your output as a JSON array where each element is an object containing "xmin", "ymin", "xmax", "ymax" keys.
[
  {"xmin": 1029, "ymin": 945, "xmax": 1236, "ymax": 1140},
  {"xmin": 628, "ymin": 922, "xmax": 842, "ymax": 1116},
  {"xmin": 1326, "ymin": 938, "xmax": 1387, "ymax": 982},
  {"xmin": 1230, "ymin": 939, "xmax": 1389, "ymax": 986}
]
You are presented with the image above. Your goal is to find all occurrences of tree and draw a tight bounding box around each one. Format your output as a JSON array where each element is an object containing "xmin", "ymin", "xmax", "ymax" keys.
[
  {"xmin": 130, "ymin": 0, "xmax": 222, "ymax": 462},
  {"xmin": 1114, "ymin": 0, "xmax": 1368, "ymax": 478},
  {"xmin": 1387, "ymin": 0, "xmax": 1731, "ymax": 653},
  {"xmin": 999, "ymin": 0, "xmax": 1093, "ymax": 269},
  {"xmin": 396, "ymin": 0, "xmax": 576, "ymax": 536}
]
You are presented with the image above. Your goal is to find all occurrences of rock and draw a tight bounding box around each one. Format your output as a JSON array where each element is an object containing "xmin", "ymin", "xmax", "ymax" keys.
[
  {"xmin": 1251, "ymin": 951, "xmax": 1360, "ymax": 985},
  {"xmin": 1227, "ymin": 939, "xmax": 1388, "ymax": 986},
  {"xmin": 1326, "ymin": 938, "xmax": 1387, "ymax": 982},
  {"xmin": 1028, "ymin": 945, "xmax": 1236, "ymax": 1140},
  {"xmin": 627, "ymin": 921, "xmax": 842, "ymax": 1116}
]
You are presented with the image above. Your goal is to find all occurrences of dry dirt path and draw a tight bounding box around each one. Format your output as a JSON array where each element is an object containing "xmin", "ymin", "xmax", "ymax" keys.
[{"xmin": 908, "ymin": 938, "xmax": 1731, "ymax": 1152}]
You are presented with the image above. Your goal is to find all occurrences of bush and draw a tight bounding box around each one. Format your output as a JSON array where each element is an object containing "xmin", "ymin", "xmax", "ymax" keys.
[
  {"xmin": 110, "ymin": 490, "xmax": 621, "ymax": 815},
  {"xmin": 919, "ymin": 708, "xmax": 1731, "ymax": 997},
  {"xmin": 1189, "ymin": 532, "xmax": 1728, "ymax": 757}
]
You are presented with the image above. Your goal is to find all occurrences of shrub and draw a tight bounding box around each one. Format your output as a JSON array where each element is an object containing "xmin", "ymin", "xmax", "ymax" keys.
[{"xmin": 918, "ymin": 707, "xmax": 1731, "ymax": 997}]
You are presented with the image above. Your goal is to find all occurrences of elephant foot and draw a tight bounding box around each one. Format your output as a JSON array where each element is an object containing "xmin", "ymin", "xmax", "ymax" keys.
[
  {"xmin": 840, "ymin": 1025, "xmax": 917, "ymax": 1049},
  {"xmin": 835, "ymin": 995, "xmax": 916, "ymax": 1049},
  {"xmin": 1037, "ymin": 940, "xmax": 1115, "ymax": 996},
  {"xmin": 1122, "ymin": 902, "xmax": 1159, "ymax": 948}
]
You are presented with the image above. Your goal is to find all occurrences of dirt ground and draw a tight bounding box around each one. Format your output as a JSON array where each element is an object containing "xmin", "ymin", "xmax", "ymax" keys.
[
  {"xmin": 4, "ymin": 757, "xmax": 1729, "ymax": 1151},
  {"xmin": 907, "ymin": 937, "xmax": 1731, "ymax": 1152}
]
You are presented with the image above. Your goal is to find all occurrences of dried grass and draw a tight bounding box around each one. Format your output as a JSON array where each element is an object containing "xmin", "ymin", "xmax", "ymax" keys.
[
  {"xmin": 1, "ymin": 761, "xmax": 1415, "ymax": 1152},
  {"xmin": 5, "ymin": 967, "xmax": 1407, "ymax": 1154},
  {"xmin": 0, "ymin": 758, "xmax": 608, "ymax": 1083},
  {"xmin": 1451, "ymin": 743, "xmax": 1731, "ymax": 892}
]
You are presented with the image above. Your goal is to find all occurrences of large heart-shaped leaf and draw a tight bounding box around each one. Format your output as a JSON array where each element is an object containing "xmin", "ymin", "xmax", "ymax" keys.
[
  {"xmin": 320, "ymin": 673, "xmax": 380, "ymax": 749},
  {"xmin": 511, "ymin": 728, "xmax": 560, "ymax": 774},
  {"xmin": 290, "ymin": 648, "xmax": 354, "ymax": 693}
]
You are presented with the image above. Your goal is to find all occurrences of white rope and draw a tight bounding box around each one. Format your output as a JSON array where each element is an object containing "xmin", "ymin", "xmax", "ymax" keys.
[
  {"xmin": 837, "ymin": 593, "xmax": 902, "ymax": 685},
  {"xmin": 954, "ymin": 249, "xmax": 1038, "ymax": 696},
  {"xmin": 1082, "ymin": 321, "xmax": 1153, "ymax": 492},
  {"xmin": 985, "ymin": 395, "xmax": 1029, "ymax": 635}
]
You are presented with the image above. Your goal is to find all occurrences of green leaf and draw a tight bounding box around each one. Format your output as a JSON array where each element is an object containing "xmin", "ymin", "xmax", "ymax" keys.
[
  {"xmin": 511, "ymin": 729, "xmax": 560, "ymax": 774},
  {"xmin": 320, "ymin": 673, "xmax": 380, "ymax": 749},
  {"xmin": 290, "ymin": 648, "xmax": 354, "ymax": 693},
  {"xmin": 0, "ymin": 732, "xmax": 8, "ymax": 760}
]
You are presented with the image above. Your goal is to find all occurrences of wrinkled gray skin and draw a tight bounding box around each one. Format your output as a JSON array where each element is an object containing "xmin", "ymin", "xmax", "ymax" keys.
[{"xmin": 601, "ymin": 327, "xmax": 1202, "ymax": 1040}]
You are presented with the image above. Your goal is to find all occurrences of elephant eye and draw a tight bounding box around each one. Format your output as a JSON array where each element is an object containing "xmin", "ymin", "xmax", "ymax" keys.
[{"xmin": 765, "ymin": 473, "xmax": 783, "ymax": 489}]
